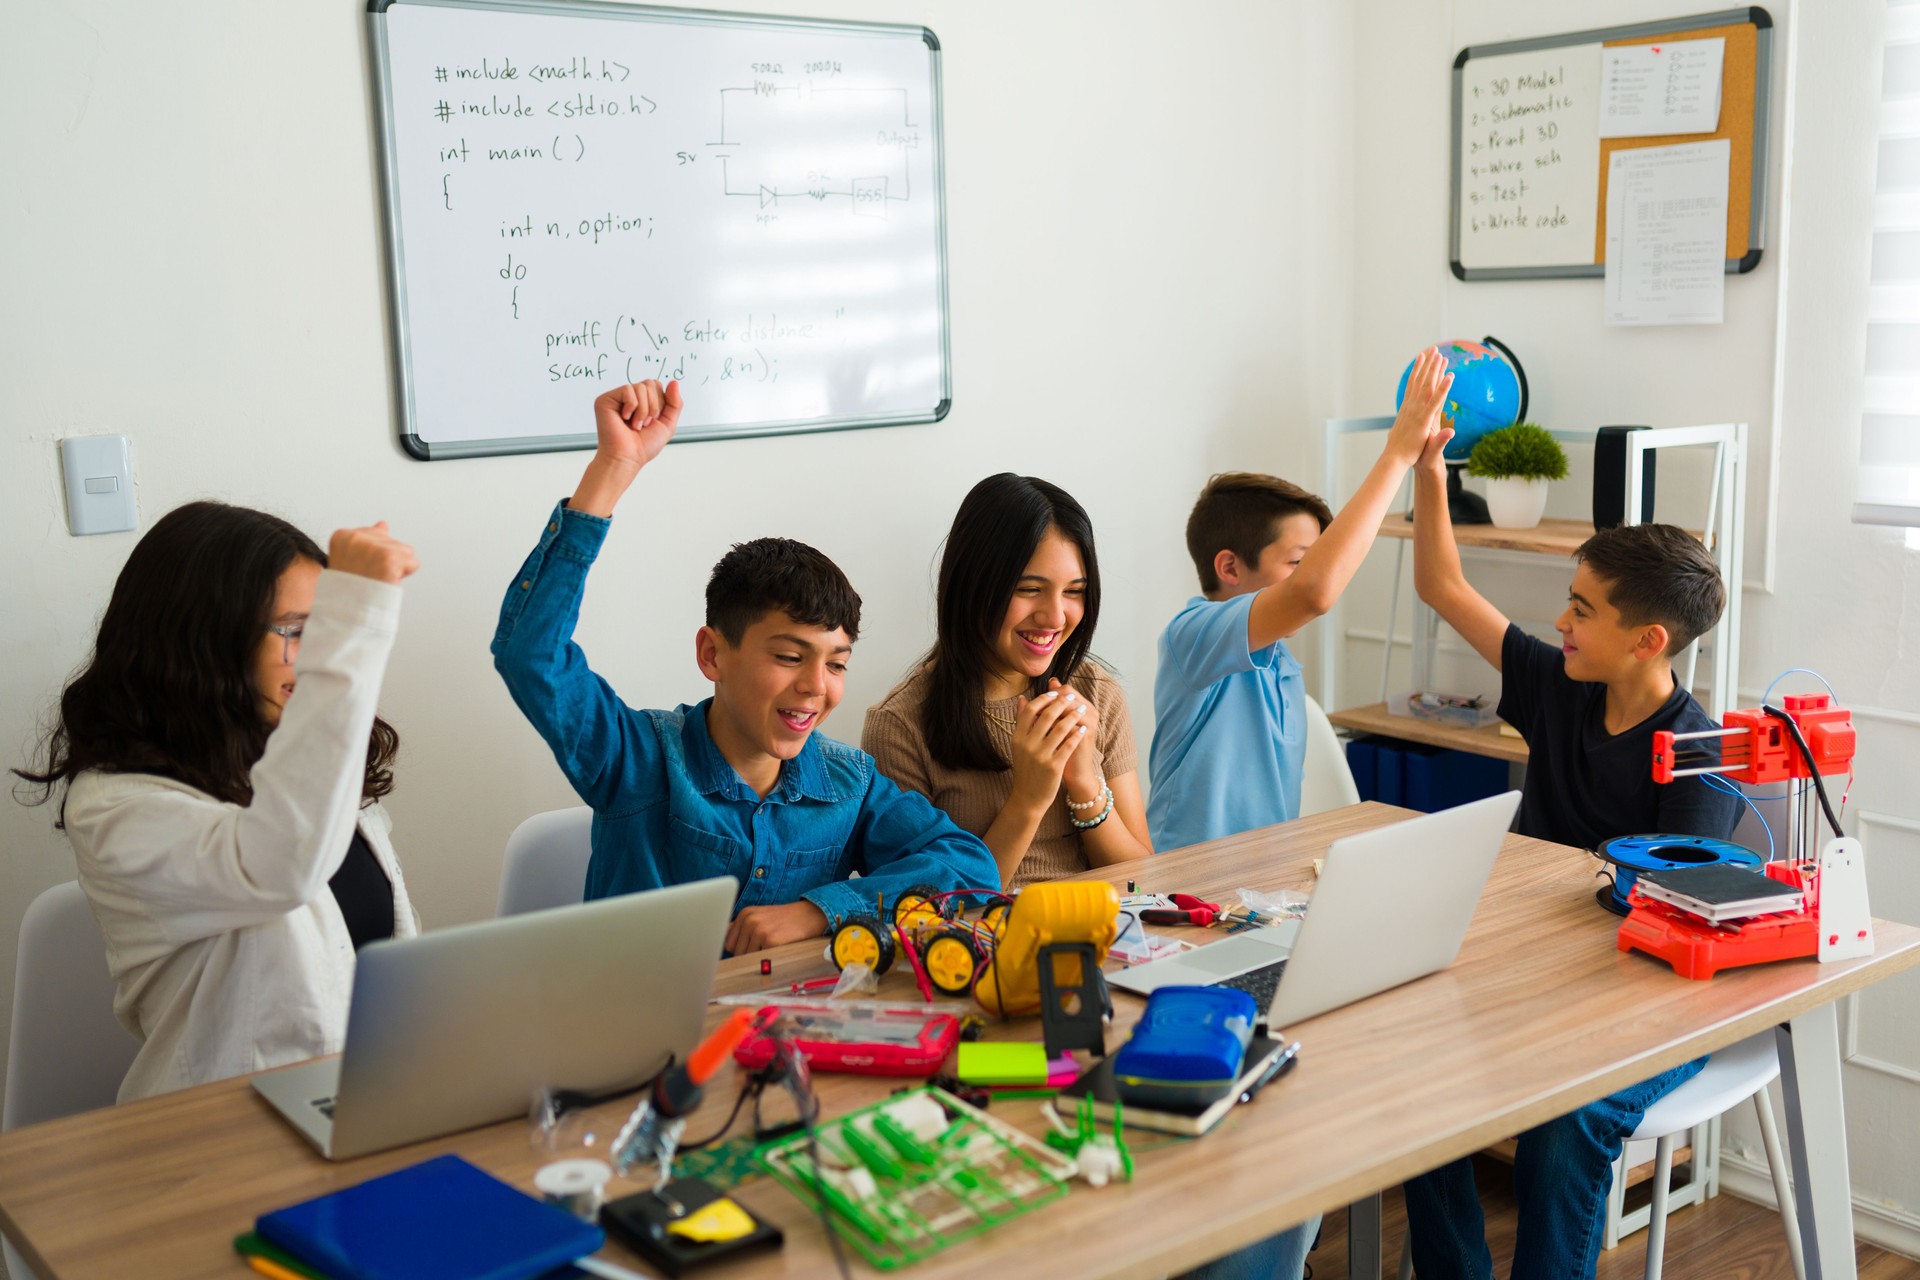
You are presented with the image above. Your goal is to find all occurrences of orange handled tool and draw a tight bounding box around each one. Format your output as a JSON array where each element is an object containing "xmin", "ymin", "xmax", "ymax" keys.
[
  {"xmin": 687, "ymin": 1008, "xmax": 755, "ymax": 1086},
  {"xmin": 612, "ymin": 1009, "xmax": 757, "ymax": 1177},
  {"xmin": 649, "ymin": 1008, "xmax": 755, "ymax": 1122}
]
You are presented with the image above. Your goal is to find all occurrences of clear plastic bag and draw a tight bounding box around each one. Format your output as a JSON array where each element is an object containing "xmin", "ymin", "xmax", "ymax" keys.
[{"xmin": 1236, "ymin": 886, "xmax": 1309, "ymax": 923}]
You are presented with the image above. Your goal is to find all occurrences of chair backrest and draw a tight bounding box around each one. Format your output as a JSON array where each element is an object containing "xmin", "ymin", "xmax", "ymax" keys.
[
  {"xmin": 4, "ymin": 881, "xmax": 139, "ymax": 1132},
  {"xmin": 496, "ymin": 806, "xmax": 595, "ymax": 916},
  {"xmin": 1299, "ymin": 694, "xmax": 1361, "ymax": 817}
]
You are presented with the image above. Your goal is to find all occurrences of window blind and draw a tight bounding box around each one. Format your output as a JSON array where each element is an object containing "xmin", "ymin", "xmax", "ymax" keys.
[{"xmin": 1856, "ymin": 1, "xmax": 1920, "ymax": 527}]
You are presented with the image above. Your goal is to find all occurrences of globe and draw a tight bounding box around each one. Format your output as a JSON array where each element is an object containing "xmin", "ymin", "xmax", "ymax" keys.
[{"xmin": 1394, "ymin": 338, "xmax": 1527, "ymax": 463}]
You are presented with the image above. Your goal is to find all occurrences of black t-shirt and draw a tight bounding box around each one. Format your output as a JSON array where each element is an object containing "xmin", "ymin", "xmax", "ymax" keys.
[
  {"xmin": 1499, "ymin": 624, "xmax": 1740, "ymax": 850},
  {"xmin": 329, "ymin": 829, "xmax": 396, "ymax": 951}
]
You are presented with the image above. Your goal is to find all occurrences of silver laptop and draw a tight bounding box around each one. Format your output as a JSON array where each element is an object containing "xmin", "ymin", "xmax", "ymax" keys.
[
  {"xmin": 1109, "ymin": 792, "xmax": 1520, "ymax": 1027},
  {"xmin": 253, "ymin": 876, "xmax": 736, "ymax": 1160}
]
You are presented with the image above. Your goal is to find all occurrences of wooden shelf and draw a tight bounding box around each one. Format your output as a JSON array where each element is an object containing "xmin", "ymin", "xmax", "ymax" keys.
[
  {"xmin": 1373, "ymin": 514, "xmax": 1599, "ymax": 557},
  {"xmin": 1373, "ymin": 513, "xmax": 1704, "ymax": 557},
  {"xmin": 1327, "ymin": 701, "xmax": 1530, "ymax": 765}
]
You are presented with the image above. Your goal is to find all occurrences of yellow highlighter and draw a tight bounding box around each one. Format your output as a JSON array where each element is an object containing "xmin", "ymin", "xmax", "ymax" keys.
[{"xmin": 245, "ymin": 1256, "xmax": 310, "ymax": 1280}]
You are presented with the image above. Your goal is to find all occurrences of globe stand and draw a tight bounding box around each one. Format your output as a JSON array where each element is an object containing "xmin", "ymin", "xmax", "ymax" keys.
[
  {"xmin": 1401, "ymin": 463, "xmax": 1491, "ymax": 525},
  {"xmin": 1444, "ymin": 462, "xmax": 1490, "ymax": 524}
]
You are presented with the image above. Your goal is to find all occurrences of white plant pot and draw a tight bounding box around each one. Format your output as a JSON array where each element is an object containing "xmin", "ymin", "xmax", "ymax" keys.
[{"xmin": 1484, "ymin": 477, "xmax": 1551, "ymax": 529}]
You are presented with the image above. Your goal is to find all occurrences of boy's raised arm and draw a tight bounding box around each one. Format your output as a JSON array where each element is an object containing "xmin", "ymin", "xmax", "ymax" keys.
[
  {"xmin": 491, "ymin": 381, "xmax": 684, "ymax": 810},
  {"xmin": 1412, "ymin": 426, "xmax": 1511, "ymax": 669},
  {"xmin": 1245, "ymin": 347, "xmax": 1453, "ymax": 649}
]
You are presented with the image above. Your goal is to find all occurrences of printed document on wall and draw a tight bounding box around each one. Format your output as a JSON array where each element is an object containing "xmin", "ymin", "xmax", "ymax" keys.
[
  {"xmin": 1599, "ymin": 38, "xmax": 1725, "ymax": 138},
  {"xmin": 1604, "ymin": 139, "xmax": 1729, "ymax": 326}
]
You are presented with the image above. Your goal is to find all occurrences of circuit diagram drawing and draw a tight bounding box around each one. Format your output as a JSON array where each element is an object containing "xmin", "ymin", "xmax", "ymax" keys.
[{"xmin": 704, "ymin": 76, "xmax": 920, "ymax": 218}]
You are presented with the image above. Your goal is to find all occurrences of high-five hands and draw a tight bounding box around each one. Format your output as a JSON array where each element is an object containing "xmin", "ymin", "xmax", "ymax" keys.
[
  {"xmin": 1418, "ymin": 419, "xmax": 1459, "ymax": 479},
  {"xmin": 1387, "ymin": 348, "xmax": 1454, "ymax": 468}
]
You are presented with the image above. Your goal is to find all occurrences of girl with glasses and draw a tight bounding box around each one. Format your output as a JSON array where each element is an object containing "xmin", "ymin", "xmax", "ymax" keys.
[{"xmin": 15, "ymin": 503, "xmax": 419, "ymax": 1101}]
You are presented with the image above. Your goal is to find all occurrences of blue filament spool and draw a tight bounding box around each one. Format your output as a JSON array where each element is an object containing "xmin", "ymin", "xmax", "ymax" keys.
[{"xmin": 1593, "ymin": 834, "xmax": 1762, "ymax": 916}]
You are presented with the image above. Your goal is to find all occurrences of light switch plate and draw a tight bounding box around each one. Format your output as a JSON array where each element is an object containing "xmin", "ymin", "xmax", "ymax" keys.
[{"xmin": 60, "ymin": 436, "xmax": 137, "ymax": 536}]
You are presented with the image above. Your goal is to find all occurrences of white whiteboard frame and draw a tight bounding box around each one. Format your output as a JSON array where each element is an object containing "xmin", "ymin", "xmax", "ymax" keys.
[
  {"xmin": 368, "ymin": 0, "xmax": 953, "ymax": 460},
  {"xmin": 1448, "ymin": 6, "xmax": 1772, "ymax": 282}
]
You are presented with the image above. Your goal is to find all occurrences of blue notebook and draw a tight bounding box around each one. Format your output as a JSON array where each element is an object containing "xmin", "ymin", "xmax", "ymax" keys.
[{"xmin": 257, "ymin": 1154, "xmax": 604, "ymax": 1280}]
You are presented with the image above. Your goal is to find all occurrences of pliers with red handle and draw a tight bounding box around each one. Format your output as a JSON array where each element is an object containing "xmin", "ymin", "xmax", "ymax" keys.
[{"xmin": 1139, "ymin": 893, "xmax": 1229, "ymax": 927}]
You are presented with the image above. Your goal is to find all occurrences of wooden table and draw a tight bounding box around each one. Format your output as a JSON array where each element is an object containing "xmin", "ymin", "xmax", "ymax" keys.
[{"xmin": 3, "ymin": 803, "xmax": 1915, "ymax": 1280}]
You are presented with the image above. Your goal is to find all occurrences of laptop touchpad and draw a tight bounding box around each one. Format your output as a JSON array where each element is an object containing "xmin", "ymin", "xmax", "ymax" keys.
[{"xmin": 1185, "ymin": 942, "xmax": 1269, "ymax": 976}]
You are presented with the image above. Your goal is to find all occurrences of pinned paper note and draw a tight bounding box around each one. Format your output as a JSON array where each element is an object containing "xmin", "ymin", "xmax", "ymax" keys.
[
  {"xmin": 1600, "ymin": 38, "xmax": 1724, "ymax": 138},
  {"xmin": 1457, "ymin": 45, "xmax": 1603, "ymax": 269},
  {"xmin": 1605, "ymin": 139, "xmax": 1730, "ymax": 326}
]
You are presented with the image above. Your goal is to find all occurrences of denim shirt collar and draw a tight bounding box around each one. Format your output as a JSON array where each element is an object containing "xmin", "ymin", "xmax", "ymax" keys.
[{"xmin": 679, "ymin": 699, "xmax": 844, "ymax": 804}]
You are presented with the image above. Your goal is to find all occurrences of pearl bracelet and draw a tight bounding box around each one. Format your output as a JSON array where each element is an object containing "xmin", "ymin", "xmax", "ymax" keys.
[
  {"xmin": 1065, "ymin": 775, "xmax": 1108, "ymax": 812},
  {"xmin": 1068, "ymin": 783, "xmax": 1115, "ymax": 830}
]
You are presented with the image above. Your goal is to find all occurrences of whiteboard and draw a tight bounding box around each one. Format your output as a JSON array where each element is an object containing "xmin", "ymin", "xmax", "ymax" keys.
[{"xmin": 370, "ymin": 0, "xmax": 950, "ymax": 459}]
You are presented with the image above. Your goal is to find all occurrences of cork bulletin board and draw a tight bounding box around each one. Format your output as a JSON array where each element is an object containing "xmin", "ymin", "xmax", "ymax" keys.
[{"xmin": 1450, "ymin": 7, "xmax": 1773, "ymax": 280}]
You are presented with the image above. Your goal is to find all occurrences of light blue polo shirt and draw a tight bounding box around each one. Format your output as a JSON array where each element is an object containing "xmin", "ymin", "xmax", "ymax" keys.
[{"xmin": 1147, "ymin": 592, "xmax": 1306, "ymax": 853}]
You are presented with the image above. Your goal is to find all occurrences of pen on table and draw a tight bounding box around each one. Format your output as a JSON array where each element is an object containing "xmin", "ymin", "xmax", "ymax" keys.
[
  {"xmin": 1241, "ymin": 1040, "xmax": 1302, "ymax": 1103},
  {"xmin": 244, "ymin": 1256, "xmax": 309, "ymax": 1280},
  {"xmin": 576, "ymin": 1254, "xmax": 659, "ymax": 1280}
]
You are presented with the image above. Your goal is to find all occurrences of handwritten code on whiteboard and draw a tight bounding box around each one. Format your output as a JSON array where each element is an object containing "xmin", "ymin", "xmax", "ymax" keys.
[
  {"xmin": 373, "ymin": 1, "xmax": 950, "ymax": 458},
  {"xmin": 1454, "ymin": 45, "xmax": 1602, "ymax": 271}
]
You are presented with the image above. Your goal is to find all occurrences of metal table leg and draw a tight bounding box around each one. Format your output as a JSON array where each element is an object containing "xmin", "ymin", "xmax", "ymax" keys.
[
  {"xmin": 1775, "ymin": 1006, "xmax": 1856, "ymax": 1280},
  {"xmin": 1349, "ymin": 1191, "xmax": 1383, "ymax": 1279}
]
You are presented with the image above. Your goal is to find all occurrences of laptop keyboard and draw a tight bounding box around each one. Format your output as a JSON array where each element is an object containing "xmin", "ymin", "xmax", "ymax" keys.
[
  {"xmin": 311, "ymin": 1096, "xmax": 336, "ymax": 1119},
  {"xmin": 1215, "ymin": 958, "xmax": 1287, "ymax": 1008}
]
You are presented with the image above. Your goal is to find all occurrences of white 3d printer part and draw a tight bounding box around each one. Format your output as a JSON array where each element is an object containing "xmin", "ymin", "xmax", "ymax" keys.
[{"xmin": 1817, "ymin": 836, "xmax": 1874, "ymax": 963}]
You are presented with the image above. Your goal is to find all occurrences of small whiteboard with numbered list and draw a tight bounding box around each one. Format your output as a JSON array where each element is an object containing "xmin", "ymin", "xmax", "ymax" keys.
[
  {"xmin": 370, "ymin": 0, "xmax": 950, "ymax": 459},
  {"xmin": 1450, "ymin": 7, "xmax": 1772, "ymax": 281}
]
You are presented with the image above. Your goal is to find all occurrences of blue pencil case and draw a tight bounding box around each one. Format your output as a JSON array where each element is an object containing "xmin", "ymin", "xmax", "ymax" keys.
[{"xmin": 1112, "ymin": 986, "xmax": 1257, "ymax": 1110}]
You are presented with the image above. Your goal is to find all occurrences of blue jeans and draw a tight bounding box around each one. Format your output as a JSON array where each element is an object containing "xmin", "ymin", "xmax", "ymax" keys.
[
  {"xmin": 1402, "ymin": 1058, "xmax": 1706, "ymax": 1280},
  {"xmin": 1179, "ymin": 1217, "xmax": 1319, "ymax": 1280}
]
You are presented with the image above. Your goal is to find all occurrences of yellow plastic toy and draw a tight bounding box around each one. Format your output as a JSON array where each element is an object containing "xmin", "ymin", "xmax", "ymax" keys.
[{"xmin": 972, "ymin": 882, "xmax": 1119, "ymax": 1018}]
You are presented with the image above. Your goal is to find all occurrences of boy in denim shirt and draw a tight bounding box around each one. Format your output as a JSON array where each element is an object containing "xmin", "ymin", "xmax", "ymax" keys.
[{"xmin": 493, "ymin": 382, "xmax": 999, "ymax": 953}]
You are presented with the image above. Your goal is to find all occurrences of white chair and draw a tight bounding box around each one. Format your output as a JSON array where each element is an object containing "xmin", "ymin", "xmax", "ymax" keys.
[
  {"xmin": 4, "ymin": 881, "xmax": 141, "ymax": 1280},
  {"xmin": 1605, "ymin": 1031, "xmax": 1805, "ymax": 1280},
  {"xmin": 1394, "ymin": 1033, "xmax": 1803, "ymax": 1280},
  {"xmin": 496, "ymin": 806, "xmax": 594, "ymax": 916},
  {"xmin": 1299, "ymin": 694, "xmax": 1362, "ymax": 817}
]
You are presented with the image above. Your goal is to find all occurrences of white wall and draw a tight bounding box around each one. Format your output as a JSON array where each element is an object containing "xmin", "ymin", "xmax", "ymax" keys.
[
  {"xmin": 0, "ymin": 0, "xmax": 1355, "ymax": 1104},
  {"xmin": 9, "ymin": 0, "xmax": 1913, "ymax": 1256},
  {"xmin": 1342, "ymin": 0, "xmax": 1920, "ymax": 1251}
]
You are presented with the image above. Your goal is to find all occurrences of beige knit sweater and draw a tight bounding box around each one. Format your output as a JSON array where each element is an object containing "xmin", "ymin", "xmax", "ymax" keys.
[{"xmin": 861, "ymin": 663, "xmax": 1138, "ymax": 890}]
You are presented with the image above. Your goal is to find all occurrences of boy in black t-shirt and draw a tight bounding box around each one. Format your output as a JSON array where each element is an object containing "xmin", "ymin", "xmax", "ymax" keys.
[{"xmin": 1402, "ymin": 427, "xmax": 1739, "ymax": 1280}]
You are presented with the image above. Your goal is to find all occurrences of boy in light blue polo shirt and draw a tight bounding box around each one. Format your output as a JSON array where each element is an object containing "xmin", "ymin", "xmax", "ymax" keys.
[
  {"xmin": 1148, "ymin": 348, "xmax": 1450, "ymax": 855},
  {"xmin": 1147, "ymin": 350, "xmax": 1450, "ymax": 1280}
]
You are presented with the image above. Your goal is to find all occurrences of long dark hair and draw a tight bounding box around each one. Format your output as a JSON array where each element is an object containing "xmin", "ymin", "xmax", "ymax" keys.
[
  {"xmin": 921, "ymin": 474, "xmax": 1102, "ymax": 773},
  {"xmin": 14, "ymin": 501, "xmax": 400, "ymax": 822}
]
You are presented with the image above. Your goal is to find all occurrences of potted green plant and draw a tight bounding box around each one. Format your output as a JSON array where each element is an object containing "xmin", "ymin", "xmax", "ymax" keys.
[{"xmin": 1466, "ymin": 422, "xmax": 1568, "ymax": 529}]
